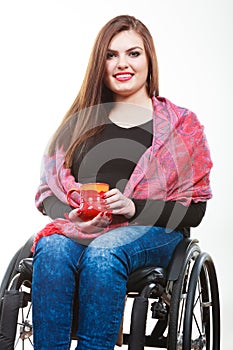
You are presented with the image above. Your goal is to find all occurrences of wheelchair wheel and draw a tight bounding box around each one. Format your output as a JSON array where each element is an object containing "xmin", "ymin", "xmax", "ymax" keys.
[
  {"xmin": 168, "ymin": 244, "xmax": 220, "ymax": 349},
  {"xmin": 0, "ymin": 274, "xmax": 33, "ymax": 350},
  {"xmin": 0, "ymin": 235, "xmax": 34, "ymax": 304},
  {"xmin": 183, "ymin": 252, "xmax": 220, "ymax": 349},
  {"xmin": 0, "ymin": 239, "xmax": 34, "ymax": 350},
  {"xmin": 0, "ymin": 248, "xmax": 22, "ymax": 305}
]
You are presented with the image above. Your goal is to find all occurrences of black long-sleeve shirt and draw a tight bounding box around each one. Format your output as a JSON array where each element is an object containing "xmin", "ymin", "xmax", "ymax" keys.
[{"xmin": 43, "ymin": 120, "xmax": 206, "ymax": 236}]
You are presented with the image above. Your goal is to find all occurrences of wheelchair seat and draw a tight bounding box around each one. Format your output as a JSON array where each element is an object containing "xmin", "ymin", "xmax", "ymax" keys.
[
  {"xmin": 127, "ymin": 266, "xmax": 166, "ymax": 293},
  {"xmin": 17, "ymin": 258, "xmax": 166, "ymax": 294},
  {"xmin": 0, "ymin": 236, "xmax": 221, "ymax": 350}
]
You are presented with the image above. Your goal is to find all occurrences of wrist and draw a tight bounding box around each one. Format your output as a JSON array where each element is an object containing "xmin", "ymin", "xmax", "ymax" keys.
[{"xmin": 124, "ymin": 199, "xmax": 136, "ymax": 219}]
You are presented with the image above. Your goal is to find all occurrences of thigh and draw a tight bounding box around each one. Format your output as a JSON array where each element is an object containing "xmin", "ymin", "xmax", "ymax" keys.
[
  {"xmin": 89, "ymin": 225, "xmax": 183, "ymax": 273},
  {"xmin": 32, "ymin": 234, "xmax": 88, "ymax": 290}
]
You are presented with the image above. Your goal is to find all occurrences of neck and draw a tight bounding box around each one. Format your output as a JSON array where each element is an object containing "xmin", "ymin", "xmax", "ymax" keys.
[
  {"xmin": 109, "ymin": 97, "xmax": 153, "ymax": 128},
  {"xmin": 114, "ymin": 91, "xmax": 153, "ymax": 111}
]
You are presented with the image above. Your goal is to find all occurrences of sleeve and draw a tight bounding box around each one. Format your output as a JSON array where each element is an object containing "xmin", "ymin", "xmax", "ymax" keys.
[
  {"xmin": 35, "ymin": 147, "xmax": 81, "ymax": 215},
  {"xmin": 129, "ymin": 199, "xmax": 206, "ymax": 230},
  {"xmin": 43, "ymin": 196, "xmax": 73, "ymax": 220}
]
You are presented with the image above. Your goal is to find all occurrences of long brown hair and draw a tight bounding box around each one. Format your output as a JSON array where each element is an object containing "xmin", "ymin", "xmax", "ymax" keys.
[{"xmin": 48, "ymin": 15, "xmax": 159, "ymax": 167}]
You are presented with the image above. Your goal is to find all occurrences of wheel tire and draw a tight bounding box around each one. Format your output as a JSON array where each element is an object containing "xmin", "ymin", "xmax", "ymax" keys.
[
  {"xmin": 0, "ymin": 235, "xmax": 34, "ymax": 302},
  {"xmin": 0, "ymin": 238, "xmax": 34, "ymax": 350},
  {"xmin": 0, "ymin": 248, "xmax": 22, "ymax": 306},
  {"xmin": 183, "ymin": 252, "xmax": 220, "ymax": 349},
  {"xmin": 167, "ymin": 242, "xmax": 201, "ymax": 349}
]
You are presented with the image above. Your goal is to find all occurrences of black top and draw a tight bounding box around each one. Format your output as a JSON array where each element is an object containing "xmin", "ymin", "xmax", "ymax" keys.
[
  {"xmin": 43, "ymin": 120, "xmax": 206, "ymax": 236},
  {"xmin": 71, "ymin": 119, "xmax": 153, "ymax": 191}
]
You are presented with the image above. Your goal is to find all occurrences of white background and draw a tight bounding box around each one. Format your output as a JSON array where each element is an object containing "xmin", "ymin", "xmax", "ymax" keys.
[{"xmin": 0, "ymin": 1, "xmax": 232, "ymax": 349}]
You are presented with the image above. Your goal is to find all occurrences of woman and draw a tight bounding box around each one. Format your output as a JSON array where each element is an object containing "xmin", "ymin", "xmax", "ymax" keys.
[{"xmin": 32, "ymin": 15, "xmax": 212, "ymax": 350}]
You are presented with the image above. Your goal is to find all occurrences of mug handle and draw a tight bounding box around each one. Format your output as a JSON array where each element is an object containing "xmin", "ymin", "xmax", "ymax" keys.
[{"xmin": 67, "ymin": 188, "xmax": 80, "ymax": 208}]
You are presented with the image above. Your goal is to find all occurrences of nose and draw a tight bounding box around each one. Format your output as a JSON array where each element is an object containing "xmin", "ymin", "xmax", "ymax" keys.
[{"xmin": 117, "ymin": 54, "xmax": 129, "ymax": 69}]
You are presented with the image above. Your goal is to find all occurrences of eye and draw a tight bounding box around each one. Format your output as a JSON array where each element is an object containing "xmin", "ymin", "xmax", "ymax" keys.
[
  {"xmin": 106, "ymin": 52, "xmax": 116, "ymax": 59},
  {"xmin": 129, "ymin": 51, "xmax": 140, "ymax": 57}
]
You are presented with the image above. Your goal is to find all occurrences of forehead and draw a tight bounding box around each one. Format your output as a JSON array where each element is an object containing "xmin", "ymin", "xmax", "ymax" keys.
[{"xmin": 108, "ymin": 30, "xmax": 144, "ymax": 50}]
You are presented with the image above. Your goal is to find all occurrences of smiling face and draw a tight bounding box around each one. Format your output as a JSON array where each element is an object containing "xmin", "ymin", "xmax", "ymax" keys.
[{"xmin": 104, "ymin": 30, "xmax": 149, "ymax": 102}]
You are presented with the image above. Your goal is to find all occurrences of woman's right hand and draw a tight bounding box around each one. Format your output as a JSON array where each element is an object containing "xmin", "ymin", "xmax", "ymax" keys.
[{"xmin": 68, "ymin": 209, "xmax": 112, "ymax": 234}]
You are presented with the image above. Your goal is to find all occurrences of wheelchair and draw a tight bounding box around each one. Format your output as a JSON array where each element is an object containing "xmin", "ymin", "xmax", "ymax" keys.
[{"xmin": 0, "ymin": 234, "xmax": 220, "ymax": 350}]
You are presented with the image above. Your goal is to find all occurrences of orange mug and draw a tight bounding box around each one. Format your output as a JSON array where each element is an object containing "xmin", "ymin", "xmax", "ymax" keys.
[{"xmin": 67, "ymin": 183, "xmax": 110, "ymax": 221}]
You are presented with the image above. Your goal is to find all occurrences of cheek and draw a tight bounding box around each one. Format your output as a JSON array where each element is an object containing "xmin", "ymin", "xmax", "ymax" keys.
[
  {"xmin": 105, "ymin": 61, "xmax": 115, "ymax": 76},
  {"xmin": 103, "ymin": 73, "xmax": 111, "ymax": 89},
  {"xmin": 104, "ymin": 63, "xmax": 114, "ymax": 86},
  {"xmin": 137, "ymin": 64, "xmax": 149, "ymax": 83},
  {"xmin": 137, "ymin": 59, "xmax": 149, "ymax": 74}
]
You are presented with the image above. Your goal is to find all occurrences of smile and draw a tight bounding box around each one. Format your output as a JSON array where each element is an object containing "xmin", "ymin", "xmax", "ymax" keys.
[{"xmin": 114, "ymin": 73, "xmax": 134, "ymax": 81}]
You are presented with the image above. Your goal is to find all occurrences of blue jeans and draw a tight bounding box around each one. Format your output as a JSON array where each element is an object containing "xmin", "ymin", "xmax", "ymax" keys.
[{"xmin": 32, "ymin": 226, "xmax": 183, "ymax": 350}]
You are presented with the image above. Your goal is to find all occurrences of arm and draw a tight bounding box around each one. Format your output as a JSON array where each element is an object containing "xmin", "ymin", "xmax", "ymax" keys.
[
  {"xmin": 43, "ymin": 196, "xmax": 73, "ymax": 219},
  {"xmin": 43, "ymin": 194, "xmax": 206, "ymax": 234},
  {"xmin": 129, "ymin": 199, "xmax": 206, "ymax": 229},
  {"xmin": 100, "ymin": 188, "xmax": 206, "ymax": 231}
]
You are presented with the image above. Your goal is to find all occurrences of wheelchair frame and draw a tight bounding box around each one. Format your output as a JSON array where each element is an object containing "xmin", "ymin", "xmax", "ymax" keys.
[{"xmin": 0, "ymin": 235, "xmax": 220, "ymax": 350}]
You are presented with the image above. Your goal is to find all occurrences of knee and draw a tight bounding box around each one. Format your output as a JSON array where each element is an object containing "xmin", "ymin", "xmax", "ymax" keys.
[
  {"xmin": 79, "ymin": 245, "xmax": 128, "ymax": 279},
  {"xmin": 34, "ymin": 234, "xmax": 66, "ymax": 257},
  {"xmin": 33, "ymin": 234, "xmax": 81, "ymax": 267}
]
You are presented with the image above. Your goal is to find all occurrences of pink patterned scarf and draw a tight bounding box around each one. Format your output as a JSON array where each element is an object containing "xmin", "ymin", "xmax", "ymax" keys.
[{"xmin": 32, "ymin": 96, "xmax": 213, "ymax": 251}]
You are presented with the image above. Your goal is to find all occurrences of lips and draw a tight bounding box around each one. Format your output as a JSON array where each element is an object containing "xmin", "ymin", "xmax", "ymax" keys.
[{"xmin": 113, "ymin": 72, "xmax": 134, "ymax": 82}]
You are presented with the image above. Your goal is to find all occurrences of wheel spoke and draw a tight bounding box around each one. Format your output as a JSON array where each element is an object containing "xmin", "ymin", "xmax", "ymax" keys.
[
  {"xmin": 193, "ymin": 284, "xmax": 203, "ymax": 337},
  {"xmin": 26, "ymin": 302, "xmax": 32, "ymax": 319},
  {"xmin": 14, "ymin": 337, "xmax": 20, "ymax": 349},
  {"xmin": 178, "ymin": 297, "xmax": 185, "ymax": 334}
]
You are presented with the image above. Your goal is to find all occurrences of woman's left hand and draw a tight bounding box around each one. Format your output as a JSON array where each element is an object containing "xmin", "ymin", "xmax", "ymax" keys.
[
  {"xmin": 68, "ymin": 210, "xmax": 112, "ymax": 234},
  {"xmin": 104, "ymin": 188, "xmax": 135, "ymax": 219}
]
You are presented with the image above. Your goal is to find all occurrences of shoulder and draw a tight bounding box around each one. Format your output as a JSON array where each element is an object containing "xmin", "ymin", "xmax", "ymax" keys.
[
  {"xmin": 153, "ymin": 95, "xmax": 193, "ymax": 116},
  {"xmin": 153, "ymin": 96, "xmax": 202, "ymax": 128}
]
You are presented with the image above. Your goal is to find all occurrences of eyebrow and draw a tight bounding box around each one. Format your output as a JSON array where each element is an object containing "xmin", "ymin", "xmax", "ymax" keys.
[{"xmin": 107, "ymin": 46, "xmax": 144, "ymax": 53}]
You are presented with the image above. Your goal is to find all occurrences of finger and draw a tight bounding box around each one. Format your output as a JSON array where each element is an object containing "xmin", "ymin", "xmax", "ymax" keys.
[
  {"xmin": 104, "ymin": 188, "xmax": 119, "ymax": 196},
  {"xmin": 91, "ymin": 212, "xmax": 112, "ymax": 226},
  {"xmin": 101, "ymin": 211, "xmax": 112, "ymax": 225},
  {"xmin": 110, "ymin": 208, "xmax": 124, "ymax": 215},
  {"xmin": 104, "ymin": 188, "xmax": 121, "ymax": 201},
  {"xmin": 76, "ymin": 216, "xmax": 106, "ymax": 233},
  {"xmin": 104, "ymin": 194, "xmax": 123, "ymax": 207},
  {"xmin": 106, "ymin": 200, "xmax": 123, "ymax": 209},
  {"xmin": 69, "ymin": 209, "xmax": 84, "ymax": 222},
  {"xmin": 69, "ymin": 210, "xmax": 101, "ymax": 228}
]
